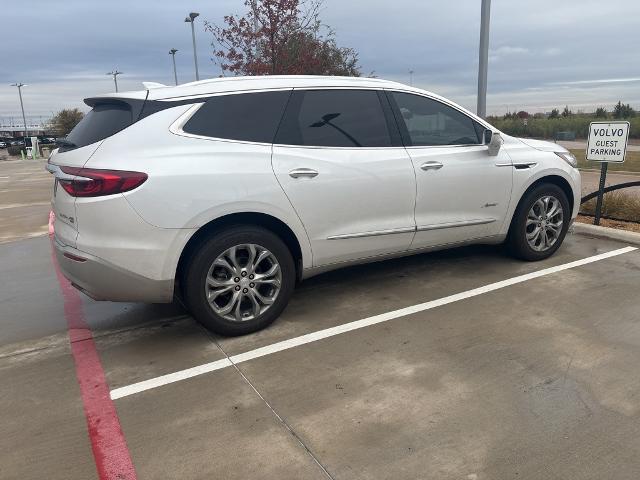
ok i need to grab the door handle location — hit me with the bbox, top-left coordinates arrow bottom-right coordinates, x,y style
420,161 -> 443,171
289,168 -> 319,179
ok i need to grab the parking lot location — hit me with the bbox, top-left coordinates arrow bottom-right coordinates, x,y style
2,226 -> 640,479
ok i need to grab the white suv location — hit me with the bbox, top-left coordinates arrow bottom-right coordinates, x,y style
48,75 -> 580,335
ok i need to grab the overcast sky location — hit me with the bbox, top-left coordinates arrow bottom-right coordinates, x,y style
1,0 -> 639,121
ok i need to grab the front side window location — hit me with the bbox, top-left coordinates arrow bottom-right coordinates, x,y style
182,90 -> 291,143
391,92 -> 483,146
275,90 -> 392,147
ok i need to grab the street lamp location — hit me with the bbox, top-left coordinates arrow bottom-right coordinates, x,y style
10,83 -> 28,139
184,12 -> 200,81
476,0 -> 491,119
107,70 -> 122,92
169,49 -> 179,85
408,69 -> 414,87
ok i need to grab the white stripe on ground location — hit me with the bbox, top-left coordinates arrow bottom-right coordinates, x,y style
110,246 -> 637,400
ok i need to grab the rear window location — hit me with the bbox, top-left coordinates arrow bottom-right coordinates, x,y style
65,102 -> 133,150
182,91 -> 291,143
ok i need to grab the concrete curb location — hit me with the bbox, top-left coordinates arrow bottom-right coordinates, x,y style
572,222 -> 640,246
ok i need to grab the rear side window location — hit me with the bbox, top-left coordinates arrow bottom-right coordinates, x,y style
66,102 -> 133,149
275,90 -> 392,147
391,92 -> 482,146
182,91 -> 291,143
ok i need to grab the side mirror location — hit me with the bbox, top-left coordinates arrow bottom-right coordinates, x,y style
486,131 -> 503,156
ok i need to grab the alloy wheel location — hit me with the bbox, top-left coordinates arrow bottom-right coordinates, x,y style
205,244 -> 282,322
525,195 -> 564,252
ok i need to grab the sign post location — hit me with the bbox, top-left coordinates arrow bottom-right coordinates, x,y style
586,121 -> 630,225
593,162 -> 608,225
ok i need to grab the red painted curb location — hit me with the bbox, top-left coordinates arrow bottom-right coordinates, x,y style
49,212 -> 137,479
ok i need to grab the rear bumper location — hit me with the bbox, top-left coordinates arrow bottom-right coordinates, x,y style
54,237 -> 174,303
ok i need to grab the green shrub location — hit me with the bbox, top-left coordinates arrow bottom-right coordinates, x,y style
489,116 -> 640,139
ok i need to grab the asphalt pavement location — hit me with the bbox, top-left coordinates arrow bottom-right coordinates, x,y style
2,152 -> 640,479
2,232 -> 640,479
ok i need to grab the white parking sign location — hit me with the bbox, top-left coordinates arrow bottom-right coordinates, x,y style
586,121 -> 630,163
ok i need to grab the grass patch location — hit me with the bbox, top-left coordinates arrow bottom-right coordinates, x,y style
580,190 -> 640,223
572,149 -> 640,173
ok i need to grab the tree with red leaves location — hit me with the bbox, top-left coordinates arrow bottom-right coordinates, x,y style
205,0 -> 360,76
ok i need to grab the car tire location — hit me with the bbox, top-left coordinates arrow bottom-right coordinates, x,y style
507,184 -> 571,261
183,225 -> 296,336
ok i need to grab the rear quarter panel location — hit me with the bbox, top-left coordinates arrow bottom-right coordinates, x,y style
84,105 -> 313,269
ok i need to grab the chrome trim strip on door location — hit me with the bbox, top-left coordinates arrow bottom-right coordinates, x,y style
416,218 -> 495,232
327,226 -> 416,240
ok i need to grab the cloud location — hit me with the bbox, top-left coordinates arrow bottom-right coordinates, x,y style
548,78 -> 640,86
0,0 -> 639,120
489,46 -> 529,63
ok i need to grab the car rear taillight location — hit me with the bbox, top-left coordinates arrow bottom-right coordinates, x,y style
58,167 -> 147,197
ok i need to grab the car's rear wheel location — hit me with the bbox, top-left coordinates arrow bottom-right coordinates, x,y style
183,226 -> 295,336
508,184 -> 570,261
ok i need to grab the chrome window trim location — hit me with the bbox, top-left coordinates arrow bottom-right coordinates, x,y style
273,144 -> 409,151
404,144 -> 488,150
158,87 -> 294,102
166,86 -> 493,150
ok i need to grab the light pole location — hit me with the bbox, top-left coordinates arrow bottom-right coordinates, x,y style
107,70 -> 122,92
184,12 -> 200,81
408,69 -> 414,87
169,49 -> 179,85
476,0 -> 491,119
10,83 -> 28,139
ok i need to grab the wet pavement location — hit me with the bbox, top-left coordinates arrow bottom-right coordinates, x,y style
1,232 -> 640,479
0,158 -> 51,244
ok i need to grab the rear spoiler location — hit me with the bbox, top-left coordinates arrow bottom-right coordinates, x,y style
84,92 -> 151,122
142,82 -> 167,89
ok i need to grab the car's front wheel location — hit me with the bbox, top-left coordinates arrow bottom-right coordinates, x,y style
508,184 -> 570,261
183,226 -> 296,336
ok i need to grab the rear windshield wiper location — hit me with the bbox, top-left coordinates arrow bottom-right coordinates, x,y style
56,138 -> 77,148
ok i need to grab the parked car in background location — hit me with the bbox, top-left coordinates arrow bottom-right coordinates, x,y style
47,75 -> 581,336
0,141 -> 7,148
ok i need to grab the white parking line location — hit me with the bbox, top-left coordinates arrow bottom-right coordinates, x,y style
110,246 -> 637,400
